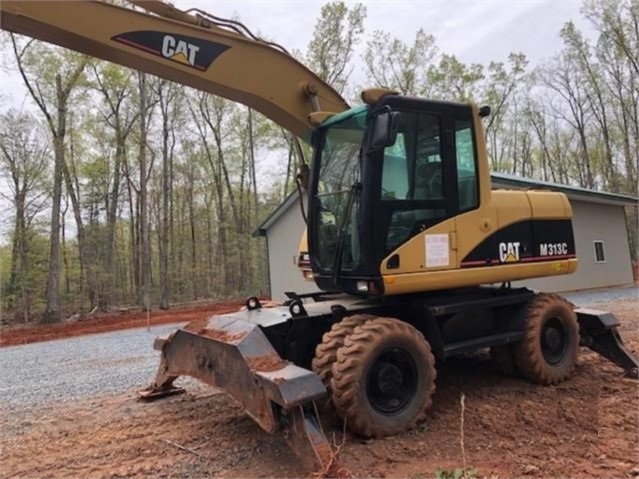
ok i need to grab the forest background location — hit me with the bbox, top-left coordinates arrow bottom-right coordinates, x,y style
0,0 -> 637,323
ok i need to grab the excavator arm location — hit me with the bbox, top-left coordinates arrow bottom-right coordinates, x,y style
0,0 -> 349,140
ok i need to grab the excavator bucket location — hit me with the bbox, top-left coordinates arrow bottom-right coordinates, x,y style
138,309 -> 331,471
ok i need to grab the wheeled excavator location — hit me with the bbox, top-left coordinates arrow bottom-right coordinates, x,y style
2,0 -> 637,472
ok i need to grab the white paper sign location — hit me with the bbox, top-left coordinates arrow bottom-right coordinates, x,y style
425,234 -> 449,268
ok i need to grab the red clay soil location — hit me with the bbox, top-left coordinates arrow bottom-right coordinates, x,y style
0,300 -> 246,347
184,319 -> 247,342
246,354 -> 288,372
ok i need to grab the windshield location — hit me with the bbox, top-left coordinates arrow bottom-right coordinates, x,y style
314,108 -> 368,271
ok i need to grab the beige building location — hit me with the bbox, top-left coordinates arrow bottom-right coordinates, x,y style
255,174 -> 636,301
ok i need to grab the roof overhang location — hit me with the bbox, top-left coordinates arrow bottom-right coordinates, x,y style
252,191 -> 302,237
491,173 -> 638,207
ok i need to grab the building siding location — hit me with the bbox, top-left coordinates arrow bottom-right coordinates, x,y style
517,200 -> 633,292
266,203 -> 319,301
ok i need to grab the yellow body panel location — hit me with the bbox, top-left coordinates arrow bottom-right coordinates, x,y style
382,259 -> 578,295
379,191 -> 574,274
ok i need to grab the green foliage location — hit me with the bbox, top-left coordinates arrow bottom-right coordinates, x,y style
306,1 -> 367,95
1,225 -> 50,320
364,28 -> 438,96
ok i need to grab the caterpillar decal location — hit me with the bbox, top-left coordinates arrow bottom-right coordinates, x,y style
461,219 -> 576,268
112,31 -> 230,71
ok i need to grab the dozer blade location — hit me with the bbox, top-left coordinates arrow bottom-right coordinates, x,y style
577,308 -> 639,379
138,313 -> 330,471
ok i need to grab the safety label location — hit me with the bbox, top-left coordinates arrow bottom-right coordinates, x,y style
425,234 -> 449,268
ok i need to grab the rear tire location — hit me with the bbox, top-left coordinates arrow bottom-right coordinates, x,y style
514,293 -> 579,385
312,314 -> 376,407
331,317 -> 436,438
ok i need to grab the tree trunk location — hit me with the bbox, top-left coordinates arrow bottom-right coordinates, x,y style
41,88 -> 65,323
138,72 -> 151,311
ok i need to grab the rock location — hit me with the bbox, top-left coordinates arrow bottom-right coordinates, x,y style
522,464 -> 540,475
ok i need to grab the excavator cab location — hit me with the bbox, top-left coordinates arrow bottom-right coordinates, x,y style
308,95 -> 482,296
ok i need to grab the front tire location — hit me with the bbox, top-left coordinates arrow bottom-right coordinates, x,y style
514,293 -> 579,385
312,314 -> 376,402
331,317 -> 436,438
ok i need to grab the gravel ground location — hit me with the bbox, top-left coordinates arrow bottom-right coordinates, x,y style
0,323 -> 194,414
1,285 -> 636,415
563,284 -> 637,305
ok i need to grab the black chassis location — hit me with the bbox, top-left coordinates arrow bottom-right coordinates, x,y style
245,286 -> 638,378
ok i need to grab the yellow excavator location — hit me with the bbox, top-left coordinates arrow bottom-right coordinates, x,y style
2,0 -> 637,472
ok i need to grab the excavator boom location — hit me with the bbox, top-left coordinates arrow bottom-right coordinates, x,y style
0,0 -> 349,140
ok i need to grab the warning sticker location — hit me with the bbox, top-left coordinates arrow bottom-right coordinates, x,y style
425,234 -> 449,268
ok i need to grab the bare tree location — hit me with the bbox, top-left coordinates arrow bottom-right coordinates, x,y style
11,35 -> 89,322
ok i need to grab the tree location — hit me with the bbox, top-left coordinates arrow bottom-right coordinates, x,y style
91,62 -> 139,309
11,35 -> 90,322
153,79 -> 182,309
306,1 -> 367,96
363,28 -> 437,96
0,111 -> 50,321
427,54 -> 484,102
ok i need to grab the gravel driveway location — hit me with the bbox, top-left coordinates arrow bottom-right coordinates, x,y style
563,284 -> 637,305
0,323 -> 192,413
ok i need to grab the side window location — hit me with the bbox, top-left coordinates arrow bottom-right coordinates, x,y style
381,112 -> 446,252
381,113 -> 443,201
413,115 -> 443,201
455,120 -> 478,211
382,133 -> 408,199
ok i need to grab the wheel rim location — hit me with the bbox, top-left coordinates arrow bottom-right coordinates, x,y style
366,348 -> 418,415
541,317 -> 568,364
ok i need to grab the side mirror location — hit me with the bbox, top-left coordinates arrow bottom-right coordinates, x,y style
368,109 -> 400,152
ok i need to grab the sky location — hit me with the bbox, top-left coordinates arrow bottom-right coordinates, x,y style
0,0 -> 595,242
2,0 -> 593,108
172,0 -> 592,66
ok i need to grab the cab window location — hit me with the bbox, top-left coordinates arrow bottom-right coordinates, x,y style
455,120 -> 478,211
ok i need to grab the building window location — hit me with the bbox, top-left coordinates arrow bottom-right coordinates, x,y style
593,240 -> 606,263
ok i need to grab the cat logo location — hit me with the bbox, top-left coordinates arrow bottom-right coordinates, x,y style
499,242 -> 520,263
161,35 -> 199,67
112,31 -> 230,72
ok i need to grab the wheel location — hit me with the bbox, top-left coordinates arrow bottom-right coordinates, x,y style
514,293 -> 579,385
331,317 -> 436,438
312,314 -> 376,404
490,344 -> 519,377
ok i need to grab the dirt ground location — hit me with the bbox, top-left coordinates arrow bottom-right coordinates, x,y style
0,300 -> 247,347
1,299 -> 638,479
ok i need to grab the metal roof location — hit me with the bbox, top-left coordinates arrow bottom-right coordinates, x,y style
254,173 -> 638,237
491,172 -> 637,207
